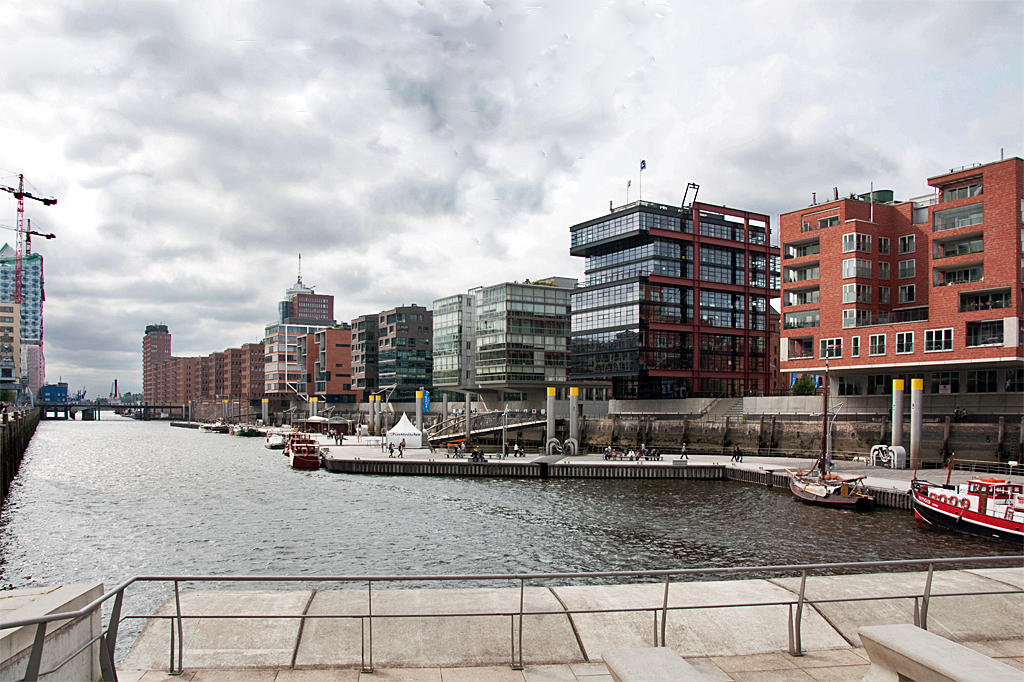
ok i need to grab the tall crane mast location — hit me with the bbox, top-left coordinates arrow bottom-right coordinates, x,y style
0,174 -> 57,304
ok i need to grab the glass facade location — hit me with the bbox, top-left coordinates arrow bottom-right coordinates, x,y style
472,283 -> 571,385
432,294 -> 473,387
570,203 -> 778,399
0,250 -> 43,344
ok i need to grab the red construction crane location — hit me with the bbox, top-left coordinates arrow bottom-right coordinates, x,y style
0,174 -> 57,304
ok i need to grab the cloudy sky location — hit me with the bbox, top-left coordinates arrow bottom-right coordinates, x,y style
1,0 -> 1021,397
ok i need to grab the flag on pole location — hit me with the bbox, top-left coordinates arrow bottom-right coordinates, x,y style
640,160 -> 646,171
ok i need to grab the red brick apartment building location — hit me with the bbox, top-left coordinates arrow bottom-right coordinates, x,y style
780,157 -> 1023,410
296,327 -> 358,403
143,324 -> 266,419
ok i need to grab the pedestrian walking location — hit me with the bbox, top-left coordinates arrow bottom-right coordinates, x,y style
399,438 -> 406,458
388,442 -> 395,458
680,442 -> 688,460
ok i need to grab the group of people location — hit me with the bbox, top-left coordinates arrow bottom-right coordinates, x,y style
730,445 -> 744,462
603,444 -> 664,461
502,443 -> 526,458
382,438 -> 407,458
952,408 -> 968,423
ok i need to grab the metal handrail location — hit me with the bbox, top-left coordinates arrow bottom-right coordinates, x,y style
2,555 -> 1021,680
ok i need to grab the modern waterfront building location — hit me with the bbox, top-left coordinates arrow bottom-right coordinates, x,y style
432,278 -> 589,405
263,271 -> 336,396
377,305 -> 432,403
779,156 -> 1023,409
0,303 -> 20,388
568,199 -> 781,399
0,245 -> 44,394
432,294 -> 476,393
350,314 -> 379,401
296,326 -> 358,403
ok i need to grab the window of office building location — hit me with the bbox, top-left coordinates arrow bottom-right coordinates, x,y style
842,284 -> 872,303
879,286 -> 890,304
896,332 -> 913,354
934,203 -> 983,232
930,371 -> 960,394
898,235 -> 915,254
960,290 -> 1011,312
869,334 -> 886,356
784,309 -> 819,329
842,258 -> 872,279
898,259 -> 915,278
842,233 -> 872,253
1007,369 -> 1024,393
943,182 -> 982,202
867,374 -> 892,395
851,336 -> 860,357
879,262 -> 890,279
936,236 -> 983,258
838,376 -> 862,395
966,370 -> 997,393
878,237 -> 890,255
924,328 -> 953,352
819,337 -> 842,358
898,284 -> 915,304
818,215 -> 840,229
966,320 -> 1004,347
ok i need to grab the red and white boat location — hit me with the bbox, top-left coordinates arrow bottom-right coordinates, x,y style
285,434 -> 321,470
911,476 -> 1024,546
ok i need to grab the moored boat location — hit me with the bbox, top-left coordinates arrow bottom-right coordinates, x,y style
788,472 -> 875,511
786,359 -> 875,512
911,476 -> 1024,545
285,434 -> 321,470
264,433 -> 287,449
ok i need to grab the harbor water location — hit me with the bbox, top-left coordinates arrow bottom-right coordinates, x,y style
1,417 -> 1019,659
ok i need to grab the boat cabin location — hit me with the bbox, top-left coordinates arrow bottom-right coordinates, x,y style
966,478 -> 1024,514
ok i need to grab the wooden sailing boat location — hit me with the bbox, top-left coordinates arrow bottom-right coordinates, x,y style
786,358 -> 875,512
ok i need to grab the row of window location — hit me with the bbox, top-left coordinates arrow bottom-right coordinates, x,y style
814,321 -> 1004,359
838,367 -> 1022,397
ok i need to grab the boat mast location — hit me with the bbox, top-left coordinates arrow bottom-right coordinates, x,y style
819,356 -> 829,477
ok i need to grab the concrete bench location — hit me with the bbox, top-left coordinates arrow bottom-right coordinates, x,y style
602,647 -> 707,682
859,624 -> 1022,682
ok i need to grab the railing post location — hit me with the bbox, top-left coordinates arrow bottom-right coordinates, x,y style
23,622 -> 47,682
361,580 -> 374,673
513,578 -> 524,670
106,588 -> 124,666
913,596 -> 920,627
171,580 -> 183,675
660,575 -> 670,647
921,564 -> 934,631
789,570 -> 806,657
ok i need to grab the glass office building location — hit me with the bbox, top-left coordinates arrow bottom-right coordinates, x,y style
569,199 -> 780,399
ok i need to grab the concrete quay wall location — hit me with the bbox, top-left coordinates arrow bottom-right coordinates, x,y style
119,567 -> 1024,672
323,457 -> 913,509
578,414 -> 1022,462
0,583 -> 103,682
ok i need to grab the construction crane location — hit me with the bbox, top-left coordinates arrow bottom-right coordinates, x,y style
0,174 -> 57,304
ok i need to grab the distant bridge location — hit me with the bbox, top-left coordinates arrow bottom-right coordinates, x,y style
38,403 -> 187,420
427,412 -> 558,444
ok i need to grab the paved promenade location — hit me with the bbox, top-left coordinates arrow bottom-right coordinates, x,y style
118,567 -> 1024,682
311,435 -> 1023,490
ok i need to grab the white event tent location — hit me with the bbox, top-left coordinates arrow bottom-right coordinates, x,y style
385,413 -> 423,449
